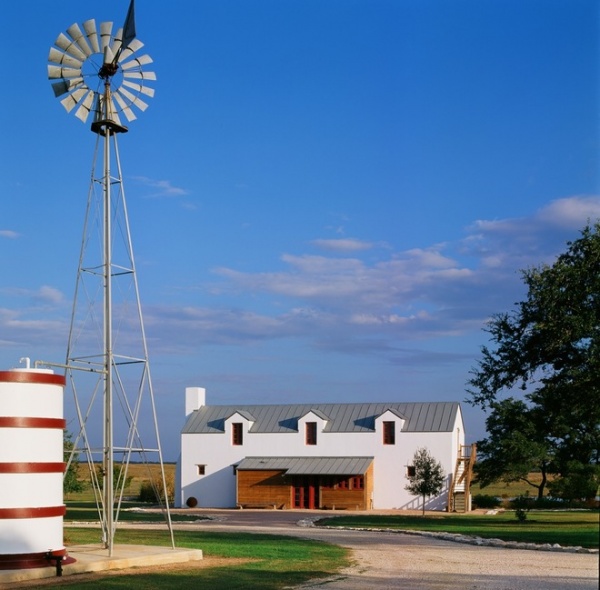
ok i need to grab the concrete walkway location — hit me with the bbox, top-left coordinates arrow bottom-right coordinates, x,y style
0,544 -> 203,586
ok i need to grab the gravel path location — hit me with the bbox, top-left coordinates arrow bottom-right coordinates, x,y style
62,509 -> 598,589
292,528 -> 598,589
185,509 -> 599,590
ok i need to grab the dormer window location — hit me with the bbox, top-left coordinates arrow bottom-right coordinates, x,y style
306,422 -> 317,445
383,421 -> 395,445
232,422 -> 243,445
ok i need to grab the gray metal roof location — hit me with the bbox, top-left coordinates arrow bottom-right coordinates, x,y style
182,401 -> 460,434
236,456 -> 374,475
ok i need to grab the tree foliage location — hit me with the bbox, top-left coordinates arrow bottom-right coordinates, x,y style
95,463 -> 133,493
468,223 -> 600,500
405,447 -> 445,514
63,431 -> 85,495
475,398 -> 552,499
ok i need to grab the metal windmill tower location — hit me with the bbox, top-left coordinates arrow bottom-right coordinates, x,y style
47,0 -> 173,554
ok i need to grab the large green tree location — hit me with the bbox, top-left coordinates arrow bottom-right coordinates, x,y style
474,399 -> 552,499
468,223 -> 600,501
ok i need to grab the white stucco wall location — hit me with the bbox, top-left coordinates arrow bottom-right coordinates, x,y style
178,404 -> 465,510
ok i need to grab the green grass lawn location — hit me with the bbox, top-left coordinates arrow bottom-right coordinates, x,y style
65,502 -> 202,523
61,528 -> 350,589
317,511 -> 599,549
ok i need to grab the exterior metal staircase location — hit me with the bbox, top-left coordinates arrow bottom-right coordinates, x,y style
448,443 -> 477,512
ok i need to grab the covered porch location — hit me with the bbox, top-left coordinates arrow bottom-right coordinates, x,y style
236,456 -> 374,510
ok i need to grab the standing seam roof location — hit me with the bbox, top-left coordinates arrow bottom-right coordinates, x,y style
182,402 -> 460,434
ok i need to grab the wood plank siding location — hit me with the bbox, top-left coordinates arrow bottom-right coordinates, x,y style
236,462 -> 374,510
237,469 -> 290,509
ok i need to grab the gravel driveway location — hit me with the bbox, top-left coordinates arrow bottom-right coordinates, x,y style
182,509 -> 599,590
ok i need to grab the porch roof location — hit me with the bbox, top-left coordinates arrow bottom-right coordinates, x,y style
235,456 -> 374,475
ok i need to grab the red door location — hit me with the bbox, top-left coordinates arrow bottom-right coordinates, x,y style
292,477 -> 317,509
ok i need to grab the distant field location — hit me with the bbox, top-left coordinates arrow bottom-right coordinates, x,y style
470,472 -> 554,499
68,464 -> 546,503
66,462 -> 176,502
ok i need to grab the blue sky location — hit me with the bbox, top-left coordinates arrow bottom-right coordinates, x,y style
1,0 -> 598,461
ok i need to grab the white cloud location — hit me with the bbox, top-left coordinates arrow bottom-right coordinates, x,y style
0,230 -> 20,239
536,195 -> 600,228
161,195 -> 599,358
214,246 -> 474,314
312,238 -> 374,252
462,196 -> 600,268
4,195 -> 596,367
1,286 -> 65,306
133,176 -> 190,198
35,286 -> 64,305
468,196 -> 600,238
0,307 -> 67,350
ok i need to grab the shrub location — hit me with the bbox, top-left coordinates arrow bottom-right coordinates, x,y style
547,462 -> 600,503
138,480 -> 157,503
138,474 -> 175,505
511,494 -> 533,522
472,494 -> 502,509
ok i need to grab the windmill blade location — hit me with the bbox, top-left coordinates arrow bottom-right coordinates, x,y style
50,13 -> 155,126
48,47 -> 83,69
115,87 -> 148,111
122,79 -> 155,98
60,87 -> 88,113
104,45 -> 115,65
112,91 -> 137,121
51,77 -> 85,98
118,38 -> 144,62
74,90 -> 96,123
66,23 -> 93,57
123,70 -> 157,81
120,54 -> 153,70
99,22 -> 113,51
54,33 -> 87,61
48,65 -> 81,80
83,19 -> 100,53
111,27 -> 124,56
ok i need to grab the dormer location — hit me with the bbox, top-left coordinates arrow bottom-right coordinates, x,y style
375,408 -> 406,445
298,409 -> 329,446
224,410 -> 256,446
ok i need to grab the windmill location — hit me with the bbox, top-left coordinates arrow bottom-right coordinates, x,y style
47,0 -> 173,554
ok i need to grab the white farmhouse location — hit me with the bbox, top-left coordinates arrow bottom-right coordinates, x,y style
176,387 -> 475,511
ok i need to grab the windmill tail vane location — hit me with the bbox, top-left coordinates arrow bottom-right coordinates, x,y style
120,0 -> 137,55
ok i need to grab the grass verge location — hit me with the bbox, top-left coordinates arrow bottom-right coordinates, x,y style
65,502 -> 202,523
317,511 -> 599,549
61,528 -> 350,589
